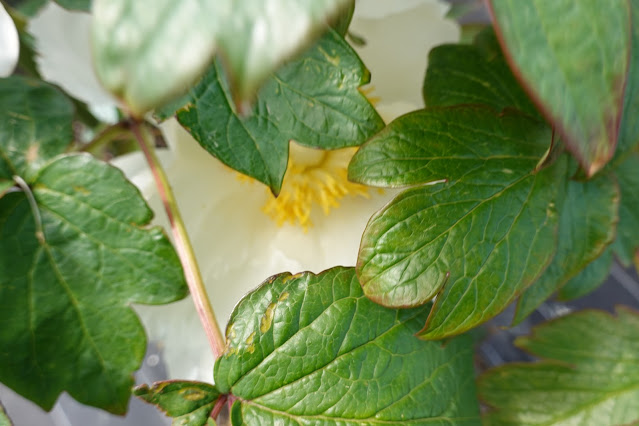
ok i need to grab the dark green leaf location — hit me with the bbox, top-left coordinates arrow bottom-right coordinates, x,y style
54,0 -> 91,11
512,168 -> 619,324
177,30 -> 383,195
351,107 -> 564,339
0,154 -> 187,413
423,28 -> 538,118
558,247 -> 613,301
135,381 -> 221,426
0,182 -> 13,198
4,0 -> 47,17
611,153 -> 639,266
489,0 -> 631,175
349,106 -> 547,187
480,307 -> 639,425
215,267 -> 481,425
0,76 -> 74,181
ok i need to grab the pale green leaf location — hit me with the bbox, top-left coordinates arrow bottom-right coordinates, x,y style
91,0 -> 221,116
489,0 -> 631,175
480,307 -> 639,425
215,268 -> 481,425
0,402 -> 11,426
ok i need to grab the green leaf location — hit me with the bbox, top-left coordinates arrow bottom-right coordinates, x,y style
91,0 -> 352,115
134,381 -> 221,426
329,0 -> 354,36
489,0 -> 631,176
558,247 -> 613,301
351,106 -> 565,338
215,267 -> 481,425
611,153 -> 639,266
91,0 -> 222,116
215,0 -> 352,104
0,182 -> 13,198
54,0 -> 91,11
614,0 -> 639,162
423,28 -> 538,118
0,154 -> 188,413
177,30 -> 383,195
512,168 -> 619,324
348,106 -> 547,187
0,402 -> 11,426
0,76 -> 74,181
4,0 -> 47,17
479,307 -> 639,425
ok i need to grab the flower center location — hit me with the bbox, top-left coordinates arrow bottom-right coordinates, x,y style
260,142 -> 371,231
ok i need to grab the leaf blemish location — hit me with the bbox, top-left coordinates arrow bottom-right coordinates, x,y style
26,144 -> 39,164
260,302 -> 277,333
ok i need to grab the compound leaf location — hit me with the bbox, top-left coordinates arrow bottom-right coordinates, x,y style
489,0 -> 631,175
215,267 -> 480,425
480,307 -> 639,425
0,154 -> 187,413
177,29 -> 383,195
134,381 -> 221,426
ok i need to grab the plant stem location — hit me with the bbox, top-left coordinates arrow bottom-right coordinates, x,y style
131,120 -> 225,359
13,175 -> 45,245
80,122 -> 130,153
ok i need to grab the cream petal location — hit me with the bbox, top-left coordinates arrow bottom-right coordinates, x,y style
0,4 -> 19,77
353,0 -> 447,19
350,0 -> 460,109
28,2 -> 118,115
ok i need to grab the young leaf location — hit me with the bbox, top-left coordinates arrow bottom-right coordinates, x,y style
512,169 -> 619,324
423,28 -> 538,118
0,154 -> 188,413
215,267 -> 481,425
134,381 -> 221,426
479,307 -> 639,425
611,153 -> 639,267
489,0 -> 631,176
177,30 -> 383,195
0,76 -> 74,181
558,247 -> 613,301
351,106 -> 564,339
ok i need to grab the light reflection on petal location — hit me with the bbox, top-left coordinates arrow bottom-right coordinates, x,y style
0,4 -> 19,77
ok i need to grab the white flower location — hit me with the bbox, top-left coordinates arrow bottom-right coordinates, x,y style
28,0 -> 460,382
0,3 -> 19,77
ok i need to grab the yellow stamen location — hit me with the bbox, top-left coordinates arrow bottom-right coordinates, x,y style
240,142 -> 371,232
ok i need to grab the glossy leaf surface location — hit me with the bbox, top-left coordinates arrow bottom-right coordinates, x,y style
177,30 -> 383,195
489,0 -> 631,175
480,308 -> 639,425
0,154 -> 187,413
558,247 -> 613,301
423,28 -> 538,118
352,107 -> 563,339
0,76 -> 74,181
135,381 -> 220,426
512,169 -> 619,324
215,267 -> 481,425
349,106 -> 547,187
612,153 -> 639,266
